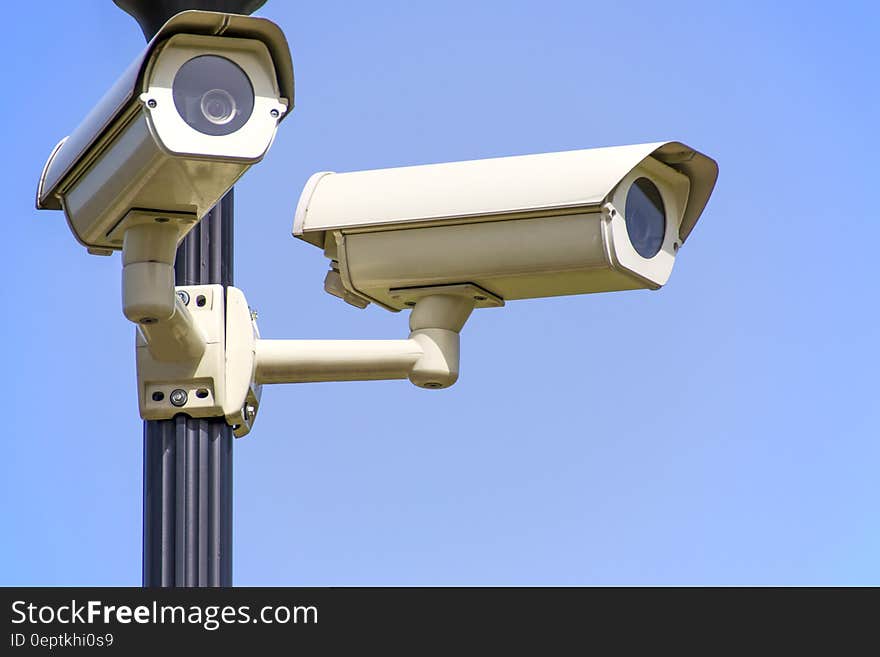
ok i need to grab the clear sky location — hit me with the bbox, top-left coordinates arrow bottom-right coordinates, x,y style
1,0 -> 878,585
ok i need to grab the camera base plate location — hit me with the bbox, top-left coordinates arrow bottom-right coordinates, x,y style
388,283 -> 503,309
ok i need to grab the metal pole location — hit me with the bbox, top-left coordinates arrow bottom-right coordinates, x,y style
142,198 -> 235,587
113,0 -> 267,587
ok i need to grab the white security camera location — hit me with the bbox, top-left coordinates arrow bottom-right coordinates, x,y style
35,10 -> 294,361
292,141 -> 717,310
127,141 -> 717,436
36,10 -> 293,257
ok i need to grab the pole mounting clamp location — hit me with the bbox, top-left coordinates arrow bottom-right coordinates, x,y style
135,284 -> 262,437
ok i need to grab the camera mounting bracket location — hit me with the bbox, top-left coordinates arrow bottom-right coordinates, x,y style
136,284 -> 261,437
134,284 -> 487,437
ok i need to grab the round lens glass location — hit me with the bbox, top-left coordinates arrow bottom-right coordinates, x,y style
172,55 -> 254,136
200,89 -> 237,125
624,177 -> 666,258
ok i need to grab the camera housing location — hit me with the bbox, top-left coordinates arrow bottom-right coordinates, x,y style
293,141 -> 717,310
36,10 -> 294,255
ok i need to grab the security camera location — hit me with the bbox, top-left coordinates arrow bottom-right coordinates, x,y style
34,10 -> 294,356
292,141 -> 717,311
124,141 -> 717,435
36,10 -> 294,257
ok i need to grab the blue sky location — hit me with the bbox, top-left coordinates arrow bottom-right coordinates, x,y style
1,0 -> 878,585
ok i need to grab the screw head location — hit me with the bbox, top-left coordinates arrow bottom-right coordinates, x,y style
147,99 -> 157,108
177,290 -> 190,306
270,108 -> 280,118
170,389 -> 188,407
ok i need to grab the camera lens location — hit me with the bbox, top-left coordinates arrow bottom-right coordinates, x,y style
624,177 -> 666,258
172,55 -> 254,136
200,89 -> 237,125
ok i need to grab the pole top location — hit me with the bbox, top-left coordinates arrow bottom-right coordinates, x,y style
113,0 -> 267,40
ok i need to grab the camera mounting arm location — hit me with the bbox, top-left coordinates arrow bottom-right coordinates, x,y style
135,284 -> 496,437
254,293 -> 475,389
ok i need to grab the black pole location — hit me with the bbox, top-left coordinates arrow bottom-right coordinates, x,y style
142,198 -> 235,587
113,0 -> 266,587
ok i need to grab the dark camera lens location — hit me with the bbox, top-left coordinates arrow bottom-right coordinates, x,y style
172,55 -> 254,136
624,177 -> 666,258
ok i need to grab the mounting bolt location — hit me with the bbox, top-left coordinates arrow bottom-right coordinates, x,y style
244,404 -> 256,421
147,98 -> 157,108
177,290 -> 190,306
170,389 -> 188,407
270,108 -> 280,118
